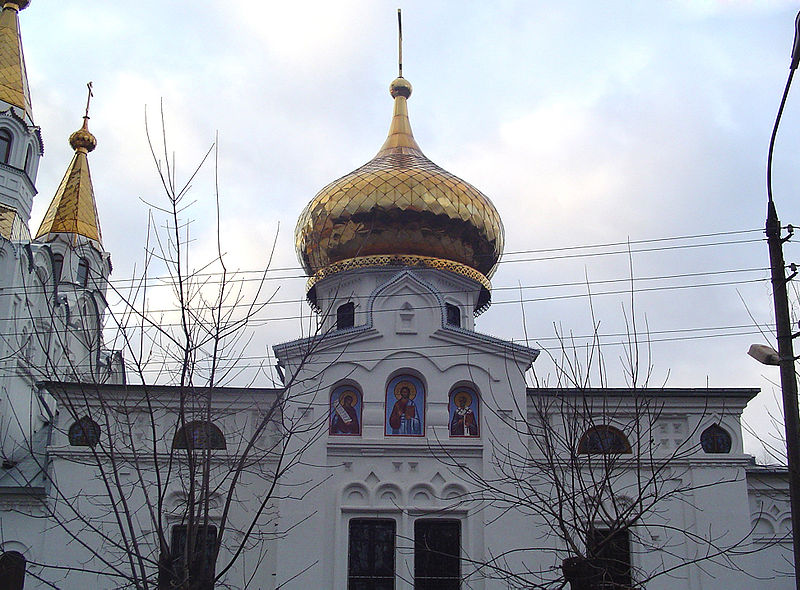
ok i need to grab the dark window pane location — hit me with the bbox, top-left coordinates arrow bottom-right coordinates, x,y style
169,525 -> 217,588
68,416 -> 101,447
445,303 -> 461,327
337,302 -> 355,330
0,129 -> 12,164
77,258 -> 90,287
52,253 -> 64,283
0,550 -> 26,590
172,421 -> 226,450
587,529 -> 632,589
700,424 -> 732,454
578,426 -> 632,454
415,520 -> 460,590
348,519 -> 395,589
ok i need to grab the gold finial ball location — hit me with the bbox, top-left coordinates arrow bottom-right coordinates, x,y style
389,77 -> 412,99
3,0 -> 30,11
69,127 -> 97,152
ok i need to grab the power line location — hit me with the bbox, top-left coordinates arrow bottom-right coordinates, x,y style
87,228 -> 766,287
0,272 -> 772,331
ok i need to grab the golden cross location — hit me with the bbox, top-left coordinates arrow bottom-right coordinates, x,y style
84,81 -> 94,119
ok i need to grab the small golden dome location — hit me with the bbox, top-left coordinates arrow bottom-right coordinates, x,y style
390,77 -> 412,98
69,117 -> 96,152
296,77 -> 504,296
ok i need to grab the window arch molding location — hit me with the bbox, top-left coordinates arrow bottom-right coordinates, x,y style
385,368 -> 427,392
172,420 -> 226,450
577,425 -> 632,454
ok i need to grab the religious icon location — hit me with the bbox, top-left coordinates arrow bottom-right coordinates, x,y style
330,386 -> 362,436
449,389 -> 479,437
386,375 -> 425,436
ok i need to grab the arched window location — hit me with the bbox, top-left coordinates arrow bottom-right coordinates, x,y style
0,550 -> 26,590
700,424 -> 732,454
445,303 -> 461,327
68,416 -> 101,447
0,129 -> 12,164
337,302 -> 355,330
172,421 -> 226,450
449,387 -> 479,437
23,144 -> 32,174
77,258 -> 90,287
52,253 -> 64,283
578,425 -> 632,454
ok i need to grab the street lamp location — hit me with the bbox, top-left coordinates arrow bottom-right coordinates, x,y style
750,10 -> 800,590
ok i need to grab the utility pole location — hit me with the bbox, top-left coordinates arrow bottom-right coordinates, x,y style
764,11 -> 800,589
766,201 -> 800,590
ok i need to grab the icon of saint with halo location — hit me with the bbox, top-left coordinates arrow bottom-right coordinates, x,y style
330,389 -> 360,435
450,390 -> 478,436
388,380 -> 422,435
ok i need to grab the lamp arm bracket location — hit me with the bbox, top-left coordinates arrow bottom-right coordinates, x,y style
784,263 -> 798,284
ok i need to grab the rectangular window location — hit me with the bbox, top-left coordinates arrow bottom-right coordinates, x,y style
170,524 -> 217,587
587,528 -> 632,589
348,519 -> 395,590
337,302 -> 355,330
414,519 -> 461,589
445,303 -> 461,327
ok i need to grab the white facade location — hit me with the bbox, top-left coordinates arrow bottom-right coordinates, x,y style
0,4 -> 794,590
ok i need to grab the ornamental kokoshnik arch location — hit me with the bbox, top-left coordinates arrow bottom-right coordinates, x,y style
386,375 -> 425,436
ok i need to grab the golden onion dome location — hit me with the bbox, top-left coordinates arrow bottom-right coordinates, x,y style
295,76 -> 504,300
69,116 -> 97,152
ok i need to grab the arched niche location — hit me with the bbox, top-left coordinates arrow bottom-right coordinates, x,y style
385,372 -> 426,437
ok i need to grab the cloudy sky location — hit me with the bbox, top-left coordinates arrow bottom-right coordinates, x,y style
17,0 -> 800,456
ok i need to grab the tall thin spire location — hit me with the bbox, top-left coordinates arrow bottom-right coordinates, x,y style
397,8 -> 403,78
35,85 -> 102,246
0,1 -> 32,123
375,10 -> 421,157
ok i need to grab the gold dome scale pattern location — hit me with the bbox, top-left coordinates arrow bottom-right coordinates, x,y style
295,77 -> 504,302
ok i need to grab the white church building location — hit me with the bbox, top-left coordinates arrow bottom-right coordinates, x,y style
0,3 -> 793,589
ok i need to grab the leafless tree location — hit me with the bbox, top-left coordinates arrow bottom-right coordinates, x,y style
434,298 -> 764,589
0,111 -> 331,589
